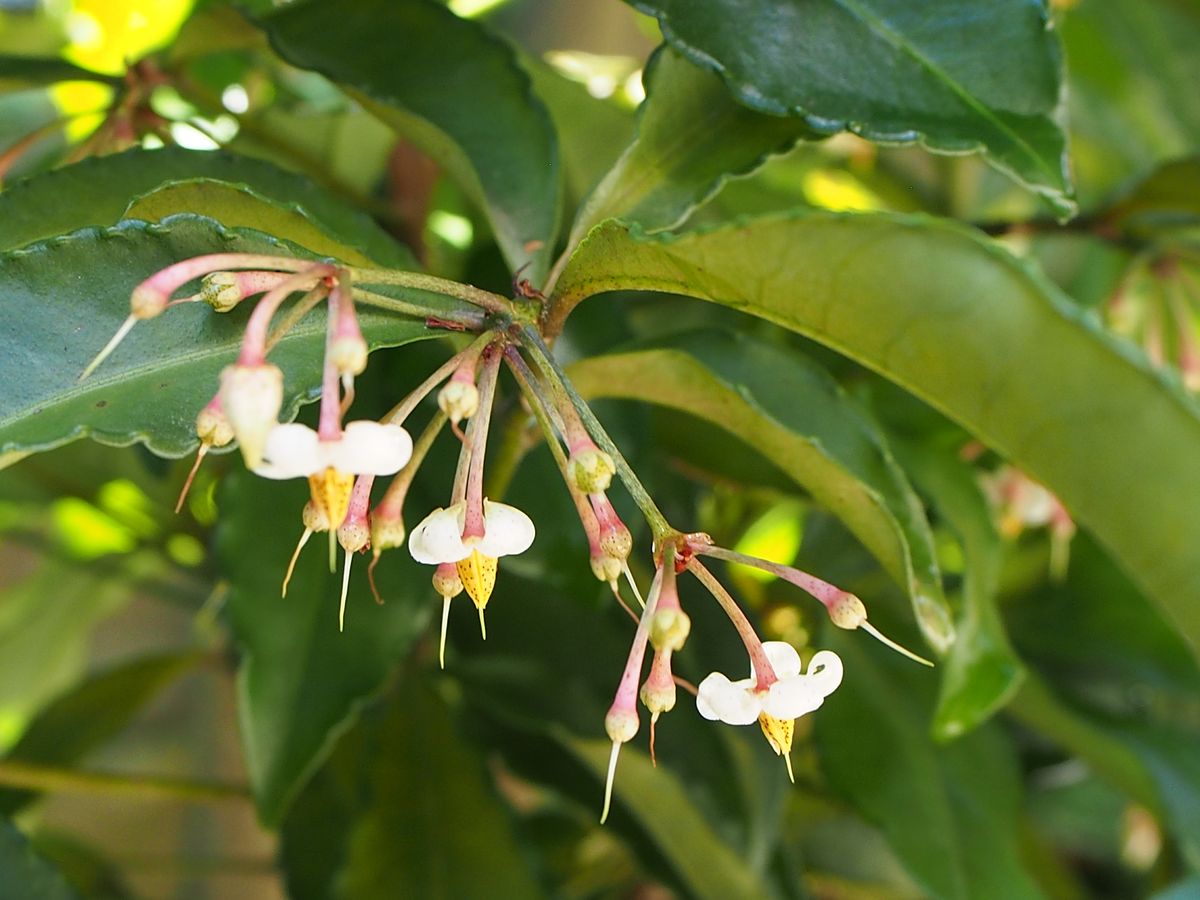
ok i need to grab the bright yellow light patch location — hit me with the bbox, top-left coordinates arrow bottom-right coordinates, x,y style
733,501 -> 806,584
802,169 -> 884,212
51,498 -> 137,559
97,478 -> 159,538
63,0 -> 195,75
48,81 -> 112,141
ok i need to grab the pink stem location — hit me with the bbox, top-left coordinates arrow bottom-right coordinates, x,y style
237,266 -> 333,365
608,569 -> 662,716
694,544 -> 844,613
316,286 -> 344,441
461,342 -> 502,541
138,253 -> 314,308
685,558 -> 777,691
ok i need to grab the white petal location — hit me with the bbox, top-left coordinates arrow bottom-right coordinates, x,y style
805,650 -> 844,698
327,421 -> 413,475
253,423 -> 322,479
407,504 -> 470,564
752,641 -> 802,681
477,500 -> 535,557
696,673 -> 762,725
763,675 -> 826,720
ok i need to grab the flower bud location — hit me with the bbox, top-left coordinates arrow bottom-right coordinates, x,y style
604,707 -> 639,744
200,272 -> 245,313
590,552 -> 623,584
568,447 -> 615,494
649,608 -> 691,653
827,592 -> 867,630
329,334 -> 368,377
370,513 -> 406,553
302,500 -> 330,532
437,379 -> 479,424
432,562 -> 463,599
218,362 -> 283,468
337,517 -> 371,553
639,652 -> 677,716
599,519 -> 632,561
195,403 -> 234,448
130,284 -> 168,320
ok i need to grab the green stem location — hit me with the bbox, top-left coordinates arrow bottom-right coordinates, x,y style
0,760 -> 249,804
382,332 -> 493,426
376,412 -> 448,518
518,326 -> 674,539
351,286 -> 485,329
349,267 -> 514,316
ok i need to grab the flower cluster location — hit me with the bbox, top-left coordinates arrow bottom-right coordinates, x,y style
86,251 -> 936,822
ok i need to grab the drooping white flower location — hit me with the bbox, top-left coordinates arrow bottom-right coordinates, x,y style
253,421 -> 413,480
696,642 -> 843,726
407,500 -> 535,565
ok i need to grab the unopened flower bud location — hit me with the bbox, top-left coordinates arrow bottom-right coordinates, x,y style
437,379 -> 480,424
370,514 -> 406,552
828,592 -> 867,630
590,552 -> 623,584
218,362 -> 283,468
432,563 -> 463,599
649,608 -> 691,652
329,334 -> 368,377
302,500 -> 330,532
640,653 -> 677,716
599,520 -> 632,561
200,272 -> 245,313
568,447 -> 615,494
337,517 -> 371,553
130,284 -> 168,320
195,403 -> 234,448
604,707 -> 639,744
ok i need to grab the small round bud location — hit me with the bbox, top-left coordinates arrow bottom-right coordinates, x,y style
370,515 -> 406,552
640,676 -> 676,716
195,404 -> 234,448
337,518 -> 370,553
437,380 -> 479,424
302,500 -> 331,532
604,707 -> 639,744
130,285 -> 168,320
329,335 -> 368,377
649,608 -> 692,652
568,448 -> 615,494
432,564 -> 463,599
590,552 -> 623,584
599,521 -> 632,561
200,272 -> 244,313
828,592 -> 867,630
218,362 -> 284,468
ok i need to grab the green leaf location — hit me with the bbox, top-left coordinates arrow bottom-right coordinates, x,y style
815,635 -> 1043,900
567,329 -> 951,651
260,0 -> 560,282
628,0 -> 1074,215
336,680 -> 545,899
0,818 -> 78,900
0,55 -> 116,91
565,47 -> 813,250
891,440 -> 1024,739
1102,155 -> 1200,239
218,471 -> 433,826
552,212 -> 1200,657
558,736 -> 776,900
0,651 -> 202,815
0,215 -> 437,458
0,146 -> 414,265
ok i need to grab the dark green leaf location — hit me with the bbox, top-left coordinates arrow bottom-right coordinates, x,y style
815,635 -> 1042,900
891,440 -> 1024,739
552,212 -> 1200,657
0,215 -> 437,458
260,0 -> 560,282
0,146 -> 414,265
0,56 -> 116,91
628,0 -> 1073,215
0,652 -> 202,814
1102,155 -> 1200,238
568,330 -> 951,651
337,680 -> 545,898
566,47 -> 814,249
0,818 -> 78,900
218,471 -> 432,826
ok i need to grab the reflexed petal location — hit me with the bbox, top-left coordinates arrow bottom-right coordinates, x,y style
254,423 -> 322,479
328,421 -> 413,475
407,503 -> 470,564
752,640 -> 802,680
696,673 -> 762,725
805,650 -> 844,697
477,500 -> 535,557
763,676 -> 826,720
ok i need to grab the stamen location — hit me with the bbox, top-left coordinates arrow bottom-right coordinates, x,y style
477,606 -> 487,640
622,562 -> 645,609
328,530 -> 337,573
440,596 -> 452,669
784,753 -> 795,784
860,621 -> 934,666
339,373 -> 356,417
338,550 -> 354,632
281,528 -> 313,597
600,740 -> 622,825
174,444 -> 208,514
79,315 -> 137,381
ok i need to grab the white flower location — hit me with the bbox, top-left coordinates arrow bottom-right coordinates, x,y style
408,500 -> 535,565
696,642 -> 842,725
253,421 -> 413,479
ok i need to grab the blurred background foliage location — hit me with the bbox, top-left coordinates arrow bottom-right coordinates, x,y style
0,0 -> 1198,898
